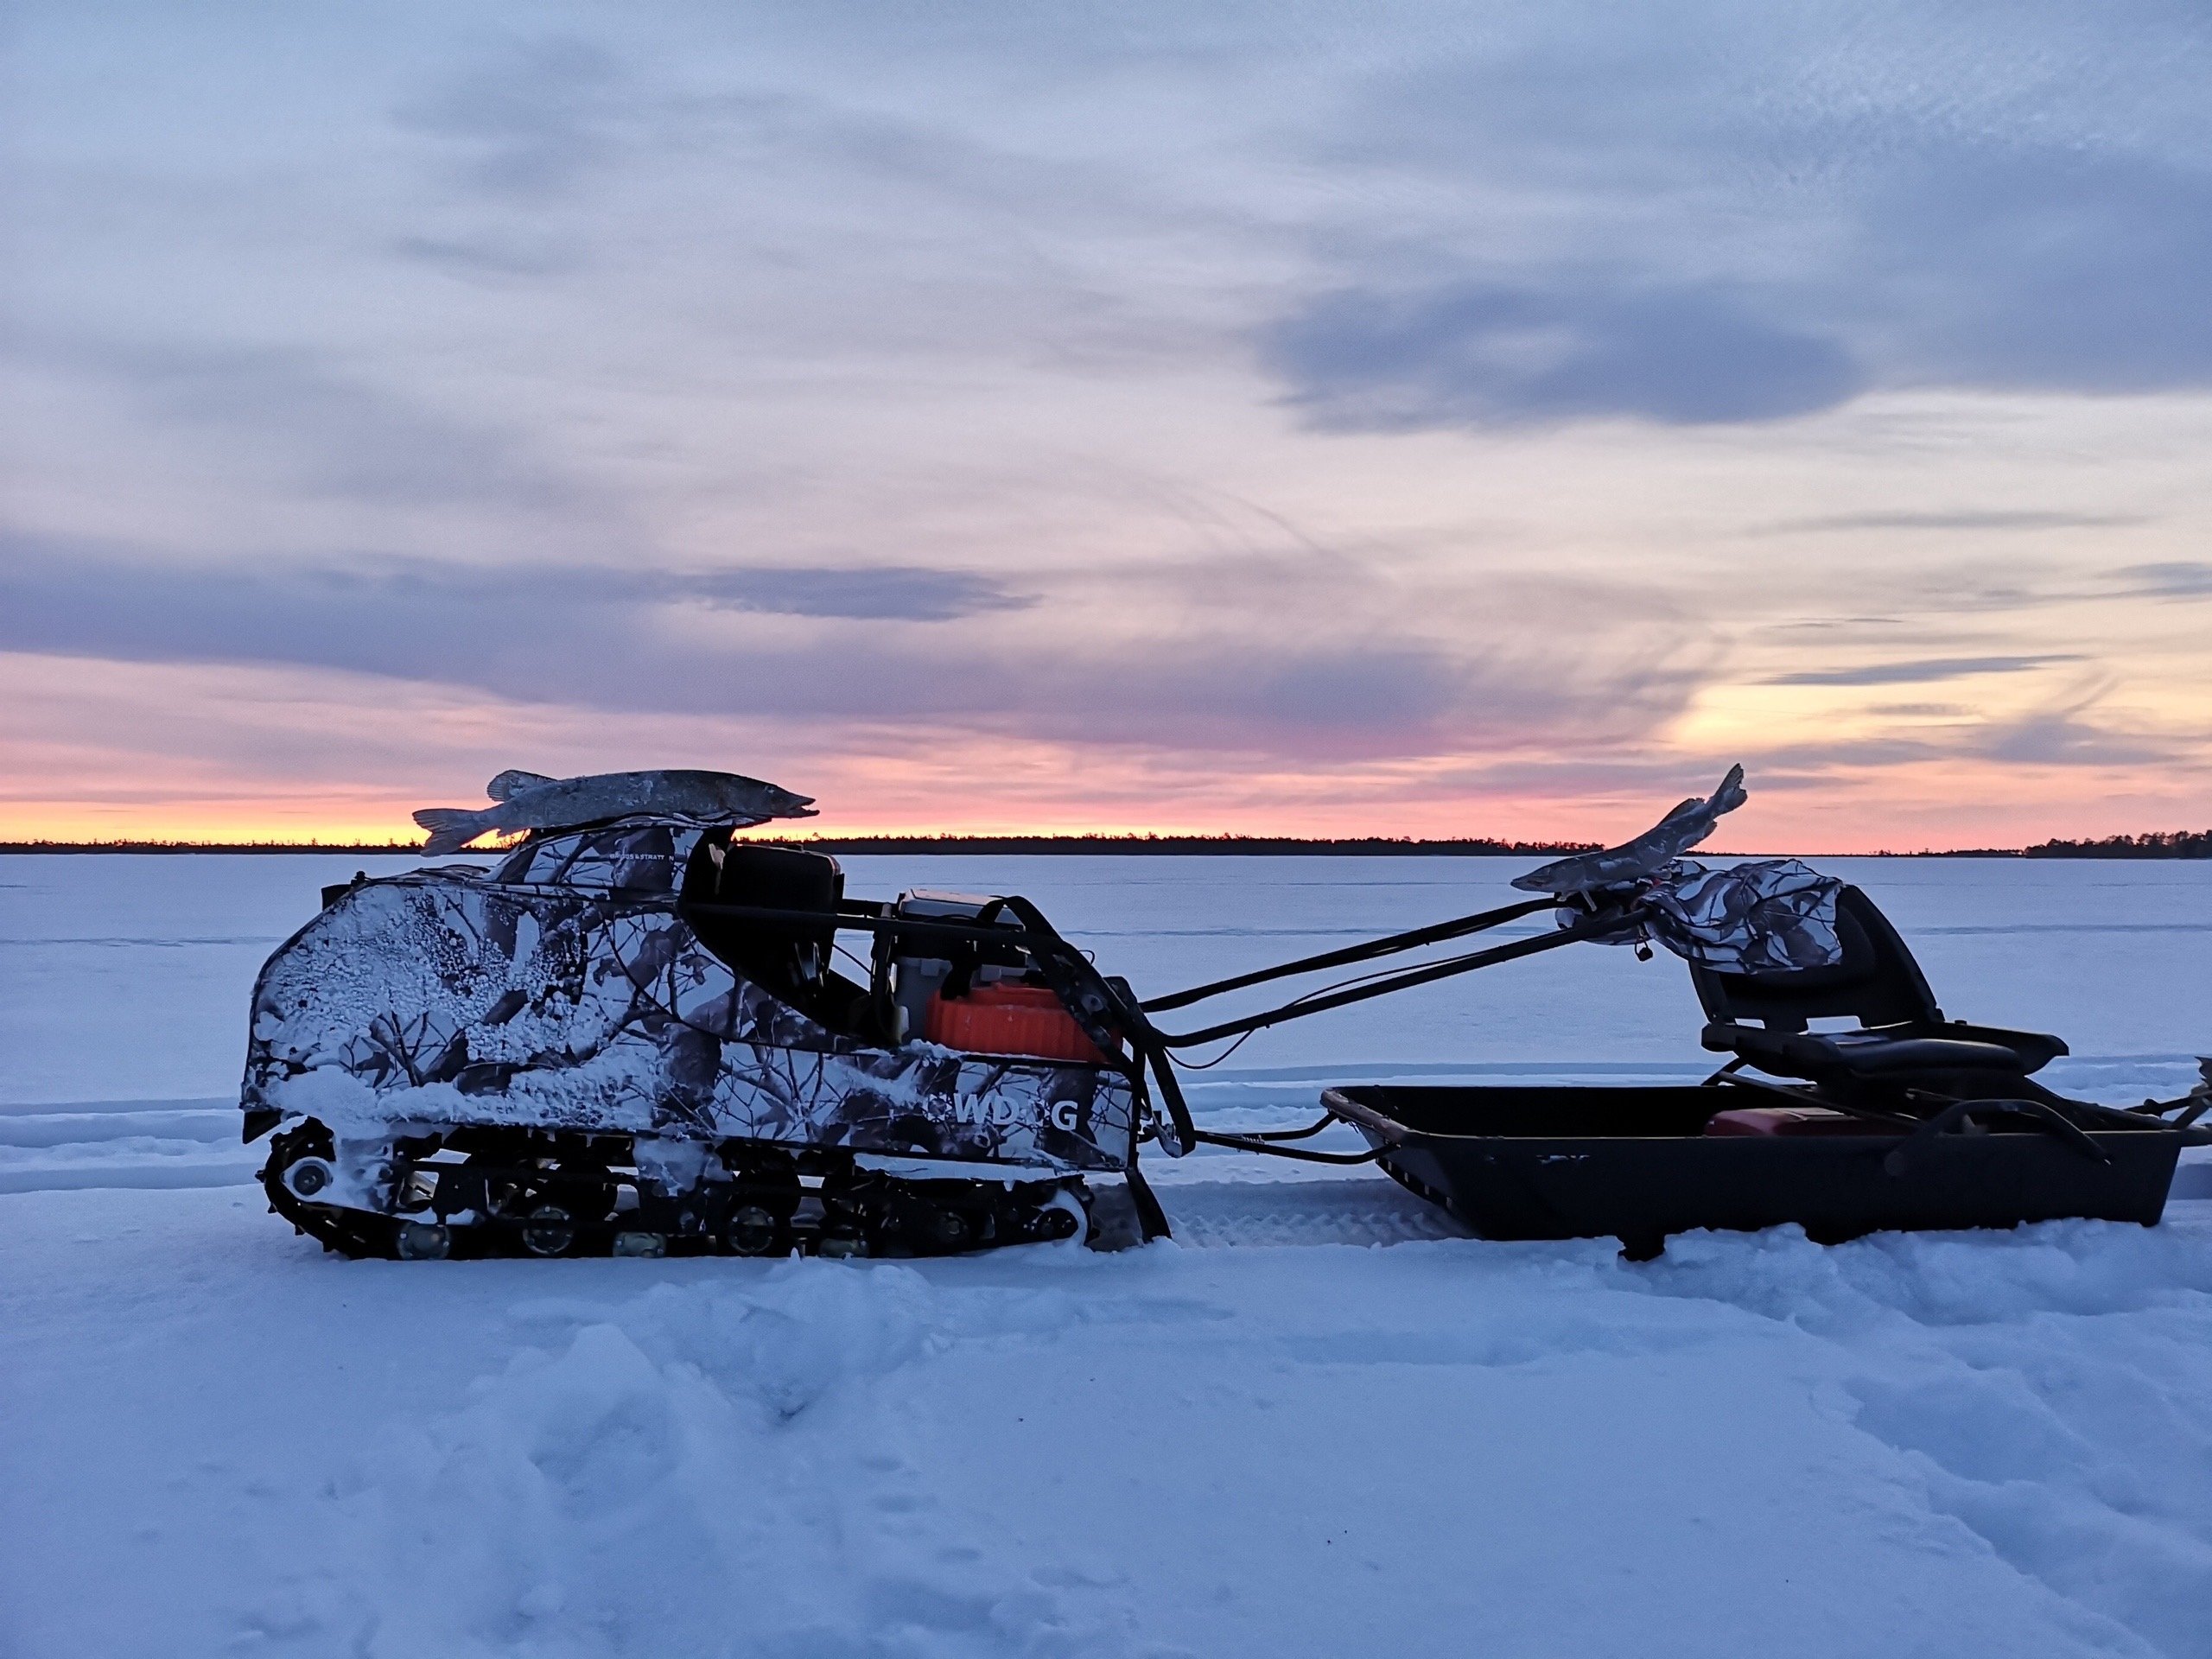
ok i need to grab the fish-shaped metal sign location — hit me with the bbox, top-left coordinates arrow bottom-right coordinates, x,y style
1512,765 -> 1748,897
413,768 -> 817,854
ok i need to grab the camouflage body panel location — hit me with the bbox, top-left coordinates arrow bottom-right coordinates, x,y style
242,823 -> 1137,1173
1639,858 -> 1844,973
1552,855 -> 1847,973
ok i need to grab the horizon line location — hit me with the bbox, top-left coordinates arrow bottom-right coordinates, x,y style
4,828 -> 2207,859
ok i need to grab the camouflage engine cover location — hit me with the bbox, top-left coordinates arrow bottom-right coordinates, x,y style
242,824 -> 1137,1173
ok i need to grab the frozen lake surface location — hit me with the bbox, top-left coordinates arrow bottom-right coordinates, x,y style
3,854 -> 2209,1656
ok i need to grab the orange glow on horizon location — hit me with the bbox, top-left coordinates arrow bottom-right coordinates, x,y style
5,791 -> 2203,854
7,652 -> 2207,856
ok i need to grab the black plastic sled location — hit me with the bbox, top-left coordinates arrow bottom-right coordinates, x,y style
1321,883 -> 2202,1257
1325,1084 -> 2184,1260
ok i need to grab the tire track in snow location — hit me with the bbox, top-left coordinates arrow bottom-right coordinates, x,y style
5,1074 -> 2202,1215
0,1098 -> 258,1194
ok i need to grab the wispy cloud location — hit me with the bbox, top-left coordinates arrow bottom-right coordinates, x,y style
1764,511 -> 2148,534
687,567 -> 1033,621
388,234 -> 581,281
53,336 -> 600,518
1262,8 -> 2212,430
1974,709 -> 2179,769
2109,561 -> 2212,599
393,35 -> 632,199
1265,279 -> 1862,429
0,534 -> 1705,762
1763,655 -> 2082,687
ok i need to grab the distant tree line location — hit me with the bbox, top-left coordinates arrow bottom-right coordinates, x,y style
2018,830 -> 2212,859
775,834 -> 1601,856
6,830 -> 2207,857
0,841 -> 433,855
1916,830 -> 2212,859
1,833 -> 1598,856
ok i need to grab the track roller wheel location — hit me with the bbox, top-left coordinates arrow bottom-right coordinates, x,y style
723,1204 -> 783,1255
283,1156 -> 338,1202
1035,1185 -> 1089,1246
521,1203 -> 577,1257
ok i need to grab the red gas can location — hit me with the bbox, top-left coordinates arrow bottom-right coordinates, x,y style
925,982 -> 1116,1065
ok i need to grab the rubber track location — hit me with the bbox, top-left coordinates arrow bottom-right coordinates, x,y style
257,1125 -> 1089,1262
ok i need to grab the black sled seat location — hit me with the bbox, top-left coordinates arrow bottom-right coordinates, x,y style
1322,886 -> 2186,1257
1689,886 -> 2067,1096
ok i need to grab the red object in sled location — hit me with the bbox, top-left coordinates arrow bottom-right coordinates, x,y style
926,982 -> 1116,1065
1704,1106 -> 1888,1137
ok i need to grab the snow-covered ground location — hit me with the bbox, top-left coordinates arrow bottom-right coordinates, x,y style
3,854 -> 2209,1657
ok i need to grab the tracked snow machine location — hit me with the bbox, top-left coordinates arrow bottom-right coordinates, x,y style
244,766 -> 2211,1261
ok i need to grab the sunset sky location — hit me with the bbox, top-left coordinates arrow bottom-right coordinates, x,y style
5,3 -> 2210,849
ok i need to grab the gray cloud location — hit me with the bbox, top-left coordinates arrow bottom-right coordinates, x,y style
688,566 -> 1033,621
1764,654 -> 2080,687
66,337 -> 594,518
393,35 -> 630,198
1266,12 -> 2212,429
1238,648 -> 1465,731
1974,710 -> 2180,769
1883,149 -> 2212,393
1265,279 -> 1861,429
0,535 -> 1698,762
0,539 -> 1024,660
2110,561 -> 2212,599
1766,511 -> 2148,534
389,234 -> 582,280
1684,709 -> 2196,779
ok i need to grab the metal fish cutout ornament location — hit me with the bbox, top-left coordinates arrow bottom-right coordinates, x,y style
413,769 -> 817,855
1513,765 -> 1749,897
